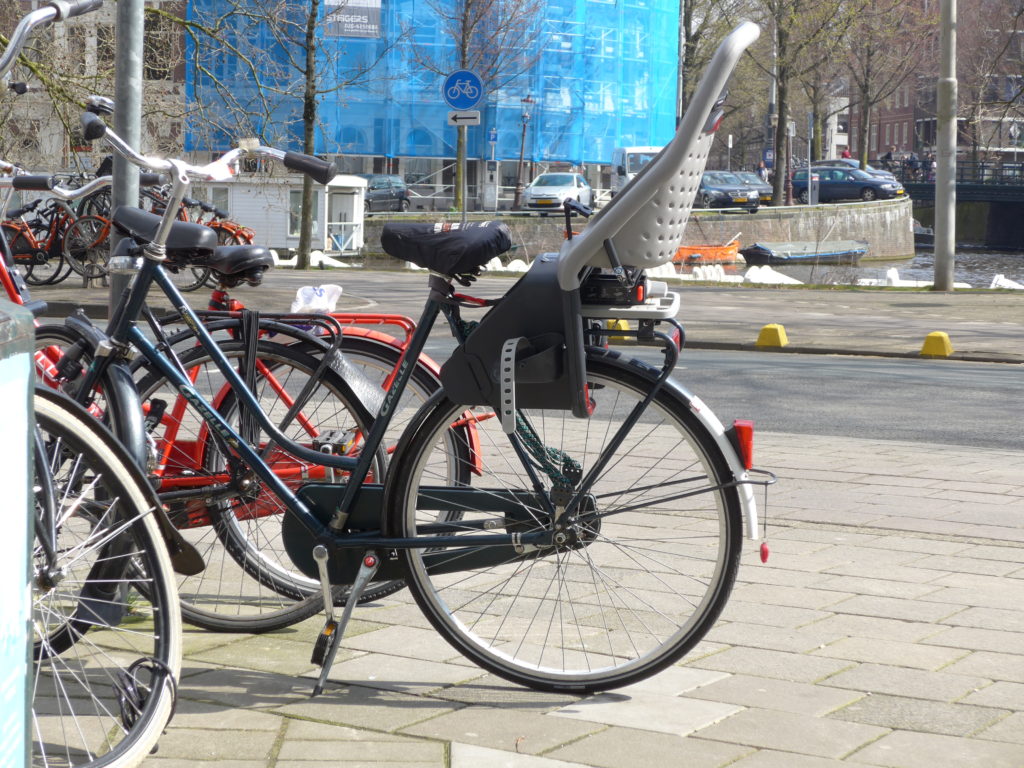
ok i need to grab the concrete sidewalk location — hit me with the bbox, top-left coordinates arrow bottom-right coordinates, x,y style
28,270 -> 1024,766
32,268 -> 1024,364
145,432 -> 1024,768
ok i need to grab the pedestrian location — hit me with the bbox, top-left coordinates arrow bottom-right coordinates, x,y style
840,147 -> 852,159
881,145 -> 896,172
756,160 -> 769,182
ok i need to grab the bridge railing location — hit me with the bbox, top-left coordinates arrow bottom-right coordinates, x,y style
889,160 -> 1024,186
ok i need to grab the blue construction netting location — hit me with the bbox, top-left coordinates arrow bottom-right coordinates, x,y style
185,0 -> 679,165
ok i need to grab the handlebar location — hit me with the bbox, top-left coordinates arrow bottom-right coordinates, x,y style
79,110 -> 337,185
0,1 -> 103,80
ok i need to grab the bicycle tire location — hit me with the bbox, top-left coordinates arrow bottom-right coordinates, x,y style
135,340 -> 389,632
32,387 -> 182,768
3,222 -> 68,286
63,215 -> 110,278
166,262 -> 213,292
385,350 -> 743,693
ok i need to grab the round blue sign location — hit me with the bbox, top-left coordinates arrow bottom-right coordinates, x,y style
443,70 -> 483,111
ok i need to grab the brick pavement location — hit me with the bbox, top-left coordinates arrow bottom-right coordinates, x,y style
142,432 -> 1024,768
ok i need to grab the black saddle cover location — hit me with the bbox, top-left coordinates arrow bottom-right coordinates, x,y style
380,221 -> 511,275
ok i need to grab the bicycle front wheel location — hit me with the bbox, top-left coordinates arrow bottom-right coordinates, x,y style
386,351 -> 743,693
32,388 -> 182,768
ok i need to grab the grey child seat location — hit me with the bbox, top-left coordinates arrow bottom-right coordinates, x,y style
557,21 -> 761,290
439,22 -> 760,424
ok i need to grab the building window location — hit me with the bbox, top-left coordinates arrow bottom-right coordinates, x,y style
289,190 -> 319,237
885,123 -> 891,145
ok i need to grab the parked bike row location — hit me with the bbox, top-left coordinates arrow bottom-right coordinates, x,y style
6,4 -> 772,768
2,161 -> 252,289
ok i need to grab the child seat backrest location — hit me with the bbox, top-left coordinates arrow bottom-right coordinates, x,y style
556,21 -> 760,290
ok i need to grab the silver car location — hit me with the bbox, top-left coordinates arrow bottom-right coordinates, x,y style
524,172 -> 592,212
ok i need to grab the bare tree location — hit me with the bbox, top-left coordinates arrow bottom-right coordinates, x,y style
402,0 -> 545,211
955,0 -> 1024,168
845,0 -> 928,171
182,0 -> 399,266
743,0 -> 855,203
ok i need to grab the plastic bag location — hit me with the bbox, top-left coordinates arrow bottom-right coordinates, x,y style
290,284 -> 343,313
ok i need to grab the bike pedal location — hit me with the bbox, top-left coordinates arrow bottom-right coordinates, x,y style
311,620 -> 338,667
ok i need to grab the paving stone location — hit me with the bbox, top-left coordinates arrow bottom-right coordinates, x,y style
810,636 -> 969,670
730,583 -> 853,610
921,585 -> 1024,612
724,750 -> 858,767
428,675 -> 582,710
821,663 -> 991,702
451,743 -> 582,767
828,693 -> 1009,736
942,650 -> 1024,684
339,625 -> 469,663
961,680 -> 1024,709
802,614 -> 943,644
315,652 -> 485,694
847,729 -> 1024,768
866,536 -> 969,557
686,674 -> 863,716
188,634 -> 328,677
693,707 -> 888,758
277,737 -> 445,762
717,600 -> 832,629
831,594 -> 965,623
707,621 -> 845,654
922,626 -> 1024,656
550,692 -> 741,736
275,684 -> 459,732
163,698 -> 282,731
142,761 -> 265,768
146,728 -> 278,761
542,726 -> 752,768
812,574 -> 941,600
941,606 -> 1024,633
276,763 -> 439,768
967,545 -> 1024,564
177,667 -> 322,711
398,707 -> 604,755
283,720 -> 411,741
688,647 -> 854,684
976,712 -> 1024,745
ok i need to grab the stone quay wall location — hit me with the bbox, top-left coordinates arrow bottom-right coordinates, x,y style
360,196 -> 915,265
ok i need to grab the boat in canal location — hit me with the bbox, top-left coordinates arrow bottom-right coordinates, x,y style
739,240 -> 868,266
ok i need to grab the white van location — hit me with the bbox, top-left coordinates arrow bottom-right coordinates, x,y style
610,146 -> 663,195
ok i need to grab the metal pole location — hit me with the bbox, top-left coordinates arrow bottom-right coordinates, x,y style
109,0 -> 144,310
459,125 -> 467,226
933,0 -> 957,291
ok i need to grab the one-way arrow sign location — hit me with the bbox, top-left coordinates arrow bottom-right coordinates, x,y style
447,110 -> 481,126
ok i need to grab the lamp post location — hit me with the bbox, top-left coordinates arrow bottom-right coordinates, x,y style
512,95 -> 534,210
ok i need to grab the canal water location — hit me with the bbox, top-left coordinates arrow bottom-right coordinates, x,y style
770,248 -> 1024,288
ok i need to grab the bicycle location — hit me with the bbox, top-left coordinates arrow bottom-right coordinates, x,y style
2,194 -> 76,285
51,20 -> 771,694
32,386 -> 182,768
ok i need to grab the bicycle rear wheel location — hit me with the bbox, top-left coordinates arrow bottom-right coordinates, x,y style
135,340 -> 391,632
32,388 -> 181,768
386,350 -> 743,693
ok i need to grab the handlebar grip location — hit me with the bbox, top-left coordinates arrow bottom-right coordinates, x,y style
80,111 -> 107,141
12,176 -> 56,191
282,151 -> 336,185
139,172 -> 163,187
49,0 -> 104,20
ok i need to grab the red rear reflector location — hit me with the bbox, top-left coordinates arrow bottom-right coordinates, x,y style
732,419 -> 754,470
636,284 -> 645,302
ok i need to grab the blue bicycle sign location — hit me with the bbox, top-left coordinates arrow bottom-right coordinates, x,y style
443,70 -> 483,111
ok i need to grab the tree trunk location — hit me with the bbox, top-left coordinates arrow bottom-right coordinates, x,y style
296,0 -> 320,270
772,79 -> 789,204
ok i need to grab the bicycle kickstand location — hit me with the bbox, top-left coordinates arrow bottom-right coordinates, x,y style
310,546 -> 380,697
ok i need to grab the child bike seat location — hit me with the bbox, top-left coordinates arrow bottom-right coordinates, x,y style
380,221 -> 511,276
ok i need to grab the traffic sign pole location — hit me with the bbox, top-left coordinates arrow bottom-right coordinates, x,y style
442,70 -> 483,221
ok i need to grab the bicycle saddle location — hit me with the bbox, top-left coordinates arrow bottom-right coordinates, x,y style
201,245 -> 274,286
381,221 -> 511,276
112,205 -> 217,253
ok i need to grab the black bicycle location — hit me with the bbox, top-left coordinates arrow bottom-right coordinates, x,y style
44,20 -> 772,695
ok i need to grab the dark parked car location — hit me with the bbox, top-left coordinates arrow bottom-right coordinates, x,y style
793,166 -> 906,203
697,171 -> 759,212
733,171 -> 773,204
358,174 -> 411,212
811,158 -> 897,181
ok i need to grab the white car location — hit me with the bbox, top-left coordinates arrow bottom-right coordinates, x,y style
523,173 -> 592,212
